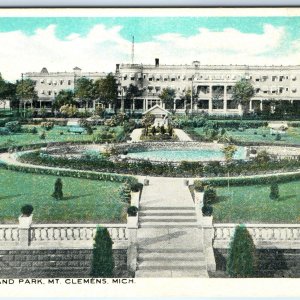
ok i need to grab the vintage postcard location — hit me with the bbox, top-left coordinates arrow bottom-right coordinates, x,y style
0,7 -> 299,298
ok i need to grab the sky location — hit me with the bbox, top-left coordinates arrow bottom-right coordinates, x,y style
0,17 -> 300,81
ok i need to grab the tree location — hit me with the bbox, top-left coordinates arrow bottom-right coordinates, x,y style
53,90 -> 76,110
52,178 -> 63,200
222,144 -> 237,162
231,79 -> 255,114
159,88 -> 176,110
90,227 -> 114,277
0,75 -> 16,109
226,225 -> 257,278
16,78 -> 37,104
269,182 -> 279,200
74,77 -> 95,110
94,73 -> 118,112
124,84 -> 141,111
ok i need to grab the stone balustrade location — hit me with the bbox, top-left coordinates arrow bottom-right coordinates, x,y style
213,224 -> 300,249
0,223 -> 128,249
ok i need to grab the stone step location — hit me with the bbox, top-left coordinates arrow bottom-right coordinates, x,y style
139,216 -> 198,222
138,248 -> 203,253
137,264 -> 207,271
139,223 -> 199,228
139,212 -> 196,217
138,253 -> 205,261
139,206 -> 195,211
135,270 -> 209,278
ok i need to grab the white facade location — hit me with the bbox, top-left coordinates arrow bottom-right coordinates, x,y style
117,59 -> 300,114
24,67 -> 106,107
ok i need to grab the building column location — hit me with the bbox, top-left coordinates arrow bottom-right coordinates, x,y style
132,98 -> 135,111
260,100 -> 263,111
208,85 -> 213,113
249,100 -> 253,111
223,85 -> 227,113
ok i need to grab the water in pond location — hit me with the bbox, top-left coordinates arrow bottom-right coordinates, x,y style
126,147 -> 246,162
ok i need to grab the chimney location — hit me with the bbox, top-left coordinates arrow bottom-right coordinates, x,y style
116,64 -> 120,73
155,58 -> 159,67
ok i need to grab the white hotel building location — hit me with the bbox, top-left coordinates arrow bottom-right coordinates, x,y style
117,58 -> 300,114
25,59 -> 300,114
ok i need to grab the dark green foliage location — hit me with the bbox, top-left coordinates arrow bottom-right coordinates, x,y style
203,186 -> 217,204
194,180 -> 205,192
275,134 -> 281,141
269,182 -> 279,200
39,131 -> 46,140
151,126 -> 156,136
90,227 -> 114,277
0,127 -> 10,135
52,178 -> 63,200
41,122 -> 54,131
119,182 -> 131,203
202,205 -> 213,216
127,206 -> 138,216
160,125 -> 166,135
130,182 -> 143,192
5,121 -> 21,133
226,225 -> 257,278
21,204 -> 34,216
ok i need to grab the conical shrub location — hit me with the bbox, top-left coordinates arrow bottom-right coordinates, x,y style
90,227 -> 114,277
52,178 -> 63,200
226,225 -> 257,278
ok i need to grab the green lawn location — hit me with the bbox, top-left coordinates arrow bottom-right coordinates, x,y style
193,126 -> 300,145
0,169 -> 125,224
0,125 -> 124,148
213,181 -> 300,223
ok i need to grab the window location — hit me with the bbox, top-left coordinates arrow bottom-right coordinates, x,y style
48,91 -> 52,96
255,78 -> 260,82
68,80 -> 71,85
60,80 -> 64,85
255,88 -> 260,93
130,77 -> 135,81
272,76 -> 277,82
149,78 -> 153,81
279,76 -> 284,82
171,78 -> 175,81
292,76 -> 297,81
286,88 -> 289,91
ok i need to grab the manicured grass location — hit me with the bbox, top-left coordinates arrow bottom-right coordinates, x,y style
0,125 -> 124,148
0,168 -> 125,224
193,126 -> 300,145
213,181 -> 300,223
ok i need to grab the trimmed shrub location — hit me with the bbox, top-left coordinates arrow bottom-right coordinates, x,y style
21,204 -> 34,217
226,225 -> 257,278
0,127 -> 11,135
203,186 -> 217,204
194,180 -> 205,192
127,206 -> 138,217
269,182 -> 279,200
52,178 -> 63,200
41,122 -> 54,131
130,182 -> 143,192
39,131 -> 46,140
275,134 -> 281,141
119,182 -> 131,203
202,205 -> 213,216
90,227 -> 114,277
22,127 -> 38,134
5,121 -> 21,133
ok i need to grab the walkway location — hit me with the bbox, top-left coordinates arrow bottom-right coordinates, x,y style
174,129 -> 193,141
136,177 -> 208,278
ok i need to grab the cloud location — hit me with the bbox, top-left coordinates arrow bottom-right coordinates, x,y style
0,23 -> 297,81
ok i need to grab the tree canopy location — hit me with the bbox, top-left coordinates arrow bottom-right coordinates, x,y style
53,90 -> 76,109
159,87 -> 176,109
94,73 -> 118,108
231,79 -> 255,113
74,77 -> 95,104
16,78 -> 37,101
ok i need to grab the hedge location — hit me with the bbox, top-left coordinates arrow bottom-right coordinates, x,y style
202,171 -> 300,187
0,160 -> 138,185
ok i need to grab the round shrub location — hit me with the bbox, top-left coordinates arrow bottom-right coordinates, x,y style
60,131 -> 64,135
5,121 -> 21,133
275,134 -> 281,141
52,178 -> 63,200
41,122 -> 54,131
130,182 -> 143,192
202,205 -> 213,216
21,204 -> 34,217
0,127 -> 11,135
194,180 -> 205,192
127,206 -> 138,217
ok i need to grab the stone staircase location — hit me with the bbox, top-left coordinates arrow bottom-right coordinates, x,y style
135,204 -> 208,277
